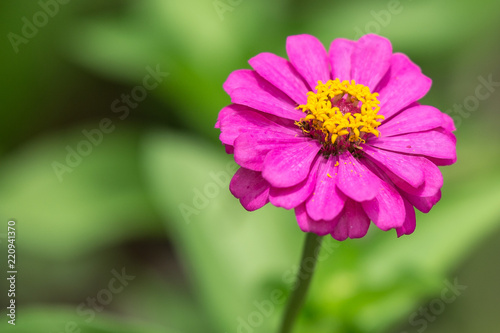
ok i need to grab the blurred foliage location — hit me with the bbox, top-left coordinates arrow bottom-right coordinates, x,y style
1,0 -> 500,332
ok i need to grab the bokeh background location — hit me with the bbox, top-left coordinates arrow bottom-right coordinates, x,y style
1,0 -> 500,332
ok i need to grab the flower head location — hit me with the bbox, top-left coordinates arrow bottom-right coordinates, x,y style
215,34 -> 456,240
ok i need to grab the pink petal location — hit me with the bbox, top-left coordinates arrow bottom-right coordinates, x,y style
249,52 -> 310,105
305,156 -> 346,221
424,128 -> 457,166
216,103 -> 242,130
351,34 -> 392,89
230,168 -> 270,211
396,198 -> 416,237
391,157 -> 443,197
426,156 -> 457,166
262,140 -> 322,187
225,145 -> 234,154
286,34 -> 330,90
337,151 -> 380,202
379,105 -> 447,137
376,53 -> 432,120
295,203 -> 338,236
331,200 -> 371,241
234,132 -> 309,171
362,177 -> 406,230
363,145 -> 425,188
218,104 -> 298,146
223,69 -> 304,120
418,159 -> 444,196
368,129 -> 456,160
329,38 -> 355,81
269,156 -> 322,209
404,190 -> 442,213
441,112 -> 457,132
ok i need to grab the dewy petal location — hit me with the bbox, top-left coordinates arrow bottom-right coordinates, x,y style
329,38 -> 355,81
269,156 -> 322,209
249,52 -> 310,105
351,34 -> 392,89
362,176 -> 405,230
286,34 -> 330,90
404,190 -> 442,213
295,203 -> 338,236
262,140 -> 322,187
218,104 -> 298,146
331,200 -> 370,241
230,168 -> 270,211
364,145 -> 425,188
337,151 -> 380,202
223,69 -> 304,120
234,132 -> 309,171
376,53 -> 432,120
368,129 -> 456,160
396,198 -> 417,237
379,105 -> 447,137
305,155 -> 346,221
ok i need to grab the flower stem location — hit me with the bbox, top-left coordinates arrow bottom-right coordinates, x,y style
279,232 -> 323,333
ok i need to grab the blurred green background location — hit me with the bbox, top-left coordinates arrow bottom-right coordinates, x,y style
1,0 -> 500,332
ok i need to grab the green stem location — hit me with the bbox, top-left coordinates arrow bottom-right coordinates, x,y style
279,232 -> 323,333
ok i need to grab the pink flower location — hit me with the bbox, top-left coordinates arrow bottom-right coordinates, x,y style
215,34 -> 456,240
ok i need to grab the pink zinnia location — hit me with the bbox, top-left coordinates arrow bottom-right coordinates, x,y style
215,34 -> 456,240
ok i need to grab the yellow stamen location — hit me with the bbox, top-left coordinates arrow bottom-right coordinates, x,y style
297,79 -> 384,145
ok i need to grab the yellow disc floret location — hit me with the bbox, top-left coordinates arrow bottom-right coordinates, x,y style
296,79 -> 384,153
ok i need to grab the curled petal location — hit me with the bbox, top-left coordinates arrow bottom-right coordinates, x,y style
396,198 -> 417,237
331,200 -> 371,241
230,168 -> 270,211
441,112 -> 457,132
404,190 -> 442,213
295,203 -> 338,236
225,144 -> 234,154
360,164 -> 406,230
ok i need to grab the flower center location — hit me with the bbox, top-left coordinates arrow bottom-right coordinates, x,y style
295,79 -> 384,156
